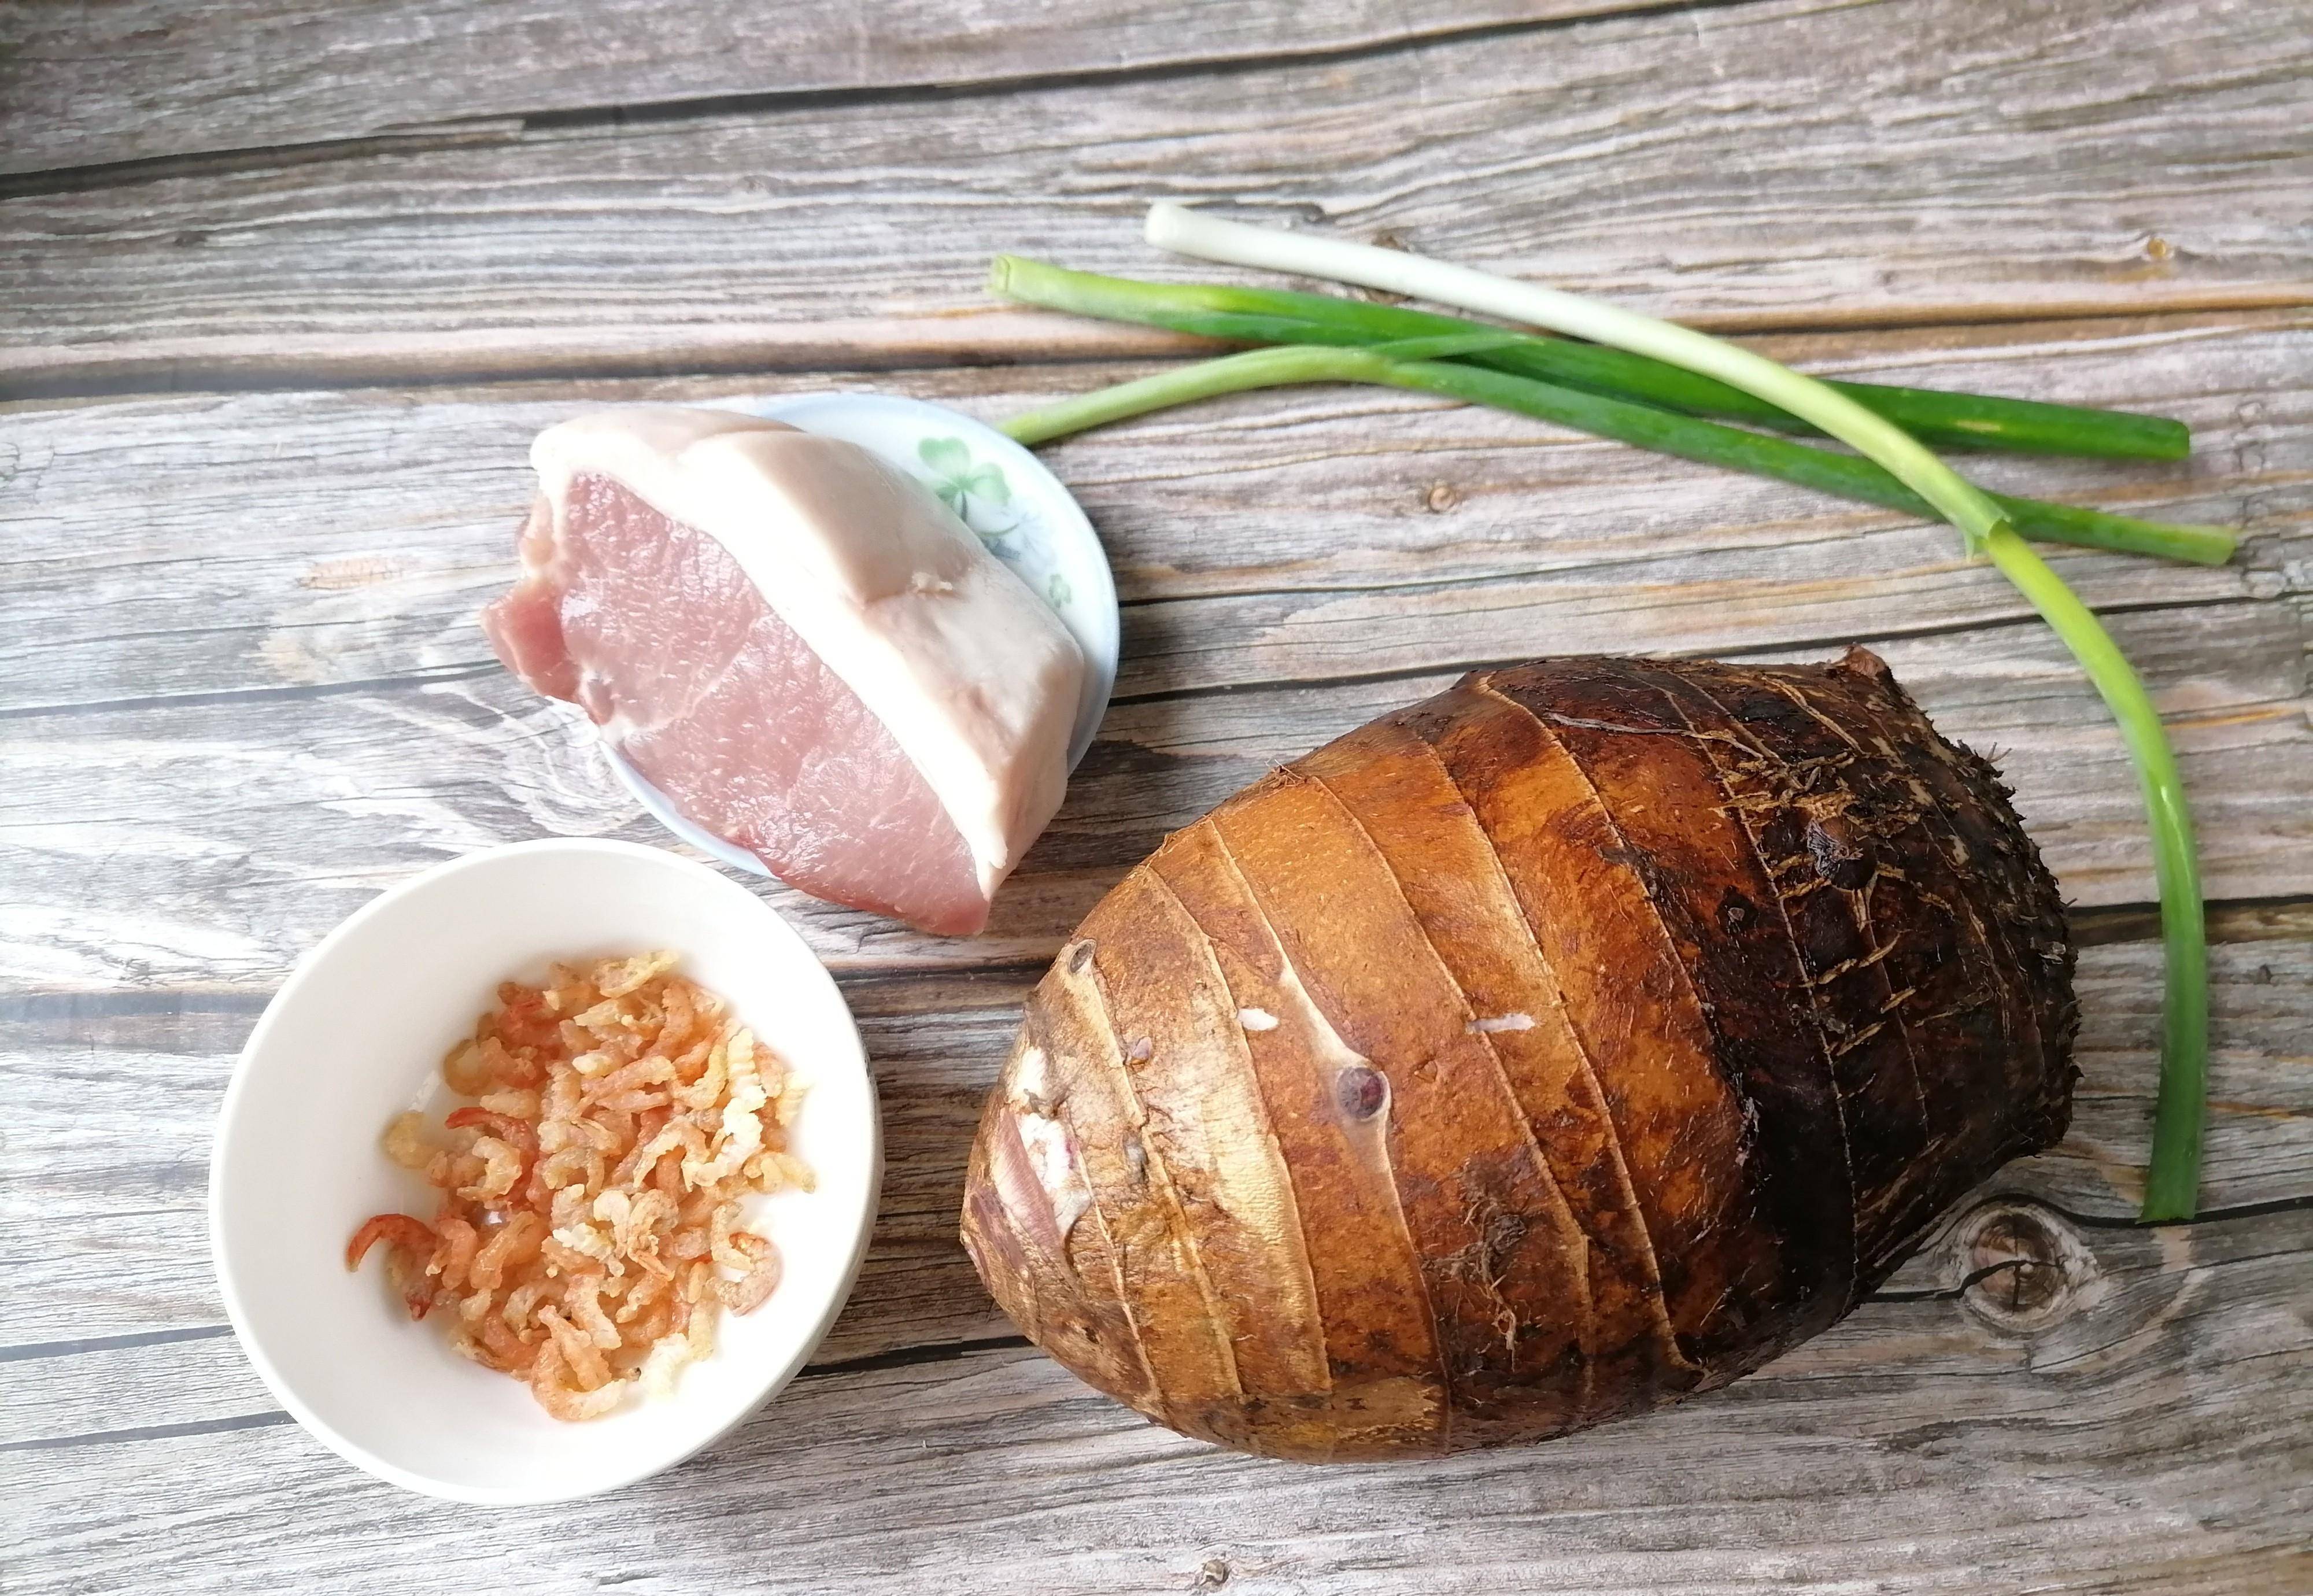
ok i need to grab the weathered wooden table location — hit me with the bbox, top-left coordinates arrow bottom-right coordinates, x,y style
4,1 -> 2308,1590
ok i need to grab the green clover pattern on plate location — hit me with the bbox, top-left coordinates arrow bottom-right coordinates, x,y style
914,435 -> 1076,622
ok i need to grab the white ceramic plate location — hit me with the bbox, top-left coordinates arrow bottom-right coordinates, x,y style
210,839 -> 881,1503
607,391 -> 1119,878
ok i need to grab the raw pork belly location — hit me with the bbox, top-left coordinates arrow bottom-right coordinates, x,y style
483,408 -> 1085,935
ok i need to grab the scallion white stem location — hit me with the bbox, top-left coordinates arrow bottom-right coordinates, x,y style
1150,203 -> 2002,550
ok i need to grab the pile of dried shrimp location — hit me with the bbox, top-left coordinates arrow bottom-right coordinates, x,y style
345,951 -> 811,1420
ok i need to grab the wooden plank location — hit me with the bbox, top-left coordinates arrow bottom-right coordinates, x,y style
0,1 -> 1607,178
6,5 -> 2305,1586
6,319 -> 2304,985
3,597 -> 2308,993
6,934 -> 2307,1357
5,0 -> 2310,387
4,1192 -> 2305,1594
6,313 -> 2307,716
0,975 -> 1026,1354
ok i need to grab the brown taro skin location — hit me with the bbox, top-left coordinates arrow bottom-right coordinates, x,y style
960,649 -> 2078,1462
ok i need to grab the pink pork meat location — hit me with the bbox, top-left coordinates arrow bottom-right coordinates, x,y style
482,408 -> 1086,936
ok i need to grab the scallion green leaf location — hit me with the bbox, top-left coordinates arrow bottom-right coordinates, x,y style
997,308 -> 2234,567
993,255 -> 2192,462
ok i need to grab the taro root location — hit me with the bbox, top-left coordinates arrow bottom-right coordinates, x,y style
960,649 -> 2078,1461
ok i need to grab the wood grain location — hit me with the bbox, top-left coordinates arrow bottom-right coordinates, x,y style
6,317 -> 2306,988
0,0 -> 1603,177
5,0 -> 2310,1584
8,313 -> 2307,714
5,933 -> 2308,1394
6,926 -> 2310,1358
4,600 -> 2307,996
0,975 -> 1030,1352
5,0 -> 2310,389
4,1183 -> 2306,1594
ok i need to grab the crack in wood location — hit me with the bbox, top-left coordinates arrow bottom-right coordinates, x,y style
0,1324 -> 237,1364
0,663 -> 506,725
0,0 -> 1781,198
5,579 -> 2288,727
0,1410 -> 295,1454
9,1194 -> 2310,1440
1106,593 -> 2289,710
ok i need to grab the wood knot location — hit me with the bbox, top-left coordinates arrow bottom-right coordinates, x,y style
1955,1199 -> 2093,1332
1190,1558 -> 1233,1591
1424,481 -> 1462,513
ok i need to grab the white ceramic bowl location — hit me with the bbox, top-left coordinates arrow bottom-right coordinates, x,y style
210,839 -> 881,1503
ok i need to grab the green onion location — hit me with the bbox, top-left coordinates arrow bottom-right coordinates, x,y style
1993,541 -> 2207,1224
993,256 -> 2191,462
1132,202 -> 2207,1222
1000,331 -> 2235,567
